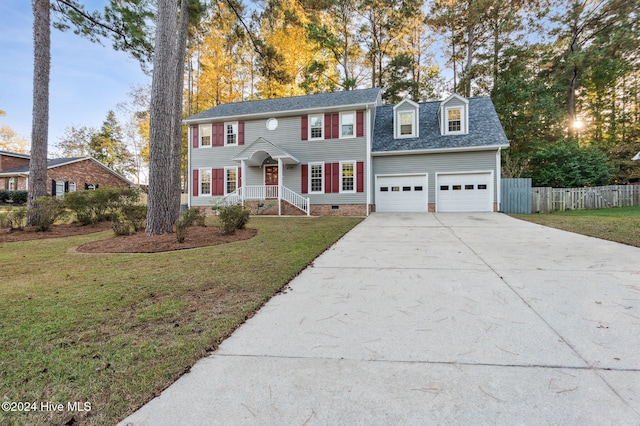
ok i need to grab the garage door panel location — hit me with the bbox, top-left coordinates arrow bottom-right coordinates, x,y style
376,175 -> 427,212
438,173 -> 492,212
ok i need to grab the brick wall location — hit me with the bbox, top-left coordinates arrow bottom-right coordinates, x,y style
47,159 -> 130,194
0,154 -> 30,172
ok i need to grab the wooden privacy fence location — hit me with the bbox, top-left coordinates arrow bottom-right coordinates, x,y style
531,185 -> 640,213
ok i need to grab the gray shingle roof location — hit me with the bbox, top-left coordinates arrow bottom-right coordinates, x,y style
185,88 -> 382,122
0,150 -> 30,159
372,97 -> 509,152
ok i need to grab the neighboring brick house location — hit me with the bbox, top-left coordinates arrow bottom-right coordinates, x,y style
0,151 -> 30,190
183,89 -> 509,216
0,153 -> 133,196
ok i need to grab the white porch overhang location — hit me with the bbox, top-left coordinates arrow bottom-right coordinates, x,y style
232,137 -> 300,166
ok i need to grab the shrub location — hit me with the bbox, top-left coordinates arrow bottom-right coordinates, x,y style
174,215 -> 190,243
8,206 -> 28,230
0,209 -> 11,228
32,196 -> 66,231
64,187 -> 142,225
181,207 -> 206,227
122,204 -> 147,232
112,214 -> 133,236
9,191 -> 28,204
0,190 -> 28,204
216,205 -> 250,235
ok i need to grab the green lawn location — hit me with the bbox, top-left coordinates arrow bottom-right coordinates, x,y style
0,216 -> 362,425
512,206 -> 640,247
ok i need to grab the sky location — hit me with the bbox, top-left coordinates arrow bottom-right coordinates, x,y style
0,0 -> 150,155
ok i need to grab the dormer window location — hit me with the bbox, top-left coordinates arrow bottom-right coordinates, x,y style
440,94 -> 469,135
399,112 -> 415,136
447,108 -> 462,132
393,99 -> 419,139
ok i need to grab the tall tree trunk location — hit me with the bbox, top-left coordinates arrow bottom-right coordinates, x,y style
464,21 -> 474,97
169,0 -> 190,225
28,0 -> 50,226
146,0 -> 178,235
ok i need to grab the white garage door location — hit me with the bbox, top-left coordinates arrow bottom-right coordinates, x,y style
376,175 -> 428,212
437,173 -> 492,212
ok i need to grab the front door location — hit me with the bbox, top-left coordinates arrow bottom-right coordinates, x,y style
264,165 -> 279,198
265,165 -> 278,186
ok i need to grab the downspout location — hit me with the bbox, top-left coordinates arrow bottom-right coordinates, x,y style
366,104 -> 372,216
496,147 -> 501,212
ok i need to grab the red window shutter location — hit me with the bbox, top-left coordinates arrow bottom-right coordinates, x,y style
192,169 -> 199,196
332,113 -> 339,139
356,161 -> 364,192
324,163 -> 332,193
215,168 -> 225,195
356,111 -> 364,137
238,122 -> 245,145
332,163 -> 340,192
324,113 -> 332,139
301,116 -> 308,140
211,124 -> 218,146
192,125 -> 199,148
217,124 -> 225,146
301,164 -> 308,194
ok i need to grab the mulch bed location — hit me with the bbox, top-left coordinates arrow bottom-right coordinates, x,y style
0,222 -> 257,253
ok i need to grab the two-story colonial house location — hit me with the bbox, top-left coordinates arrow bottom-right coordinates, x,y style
183,88 -> 509,216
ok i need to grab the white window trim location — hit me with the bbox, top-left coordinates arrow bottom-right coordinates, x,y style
225,122 -> 238,146
224,166 -> 238,195
339,160 -> 356,193
444,106 -> 465,135
199,124 -> 212,147
339,111 -> 356,139
8,177 -> 16,190
69,181 -> 76,192
396,110 -> 417,138
308,114 -> 324,140
308,162 -> 324,194
199,168 -> 212,196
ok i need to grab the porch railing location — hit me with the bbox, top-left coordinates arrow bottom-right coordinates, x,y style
217,185 -> 310,216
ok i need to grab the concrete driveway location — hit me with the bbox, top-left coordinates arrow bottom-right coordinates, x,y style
121,213 -> 640,425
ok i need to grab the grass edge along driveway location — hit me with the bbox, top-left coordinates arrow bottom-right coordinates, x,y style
0,216 -> 362,426
511,206 -> 640,248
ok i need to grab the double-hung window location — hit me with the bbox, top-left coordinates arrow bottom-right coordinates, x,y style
340,112 -> 355,138
55,180 -> 65,199
309,115 -> 323,139
225,122 -> 238,145
397,111 -> 417,138
309,162 -> 324,193
447,108 -> 462,133
225,167 -> 238,194
69,182 -> 76,192
199,124 -> 212,147
340,161 -> 355,193
200,169 -> 211,195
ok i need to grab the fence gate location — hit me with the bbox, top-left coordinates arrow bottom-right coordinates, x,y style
501,178 -> 532,214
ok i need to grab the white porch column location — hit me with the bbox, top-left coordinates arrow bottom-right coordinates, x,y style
277,157 -> 282,216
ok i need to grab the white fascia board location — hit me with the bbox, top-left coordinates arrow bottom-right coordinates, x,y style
182,102 -> 379,125
371,144 -> 508,157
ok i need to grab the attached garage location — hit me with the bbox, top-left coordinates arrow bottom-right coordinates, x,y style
376,175 -> 428,212
437,172 -> 493,212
